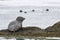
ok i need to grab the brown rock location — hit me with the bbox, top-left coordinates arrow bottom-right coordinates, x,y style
45,21 -> 60,32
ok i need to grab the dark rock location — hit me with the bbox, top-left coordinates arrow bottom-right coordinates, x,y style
45,21 -> 60,32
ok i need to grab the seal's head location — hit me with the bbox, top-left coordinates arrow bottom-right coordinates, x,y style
16,16 -> 25,22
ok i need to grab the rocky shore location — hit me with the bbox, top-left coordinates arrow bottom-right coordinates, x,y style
0,21 -> 60,37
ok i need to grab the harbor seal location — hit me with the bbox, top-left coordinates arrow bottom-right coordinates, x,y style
8,16 -> 25,32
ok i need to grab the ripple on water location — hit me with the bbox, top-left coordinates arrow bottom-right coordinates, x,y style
0,37 -> 60,40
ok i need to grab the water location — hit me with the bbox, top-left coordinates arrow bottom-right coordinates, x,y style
0,37 -> 60,40
0,6 -> 60,30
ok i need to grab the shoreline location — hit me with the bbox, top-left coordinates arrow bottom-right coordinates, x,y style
0,27 -> 60,37
0,21 -> 60,37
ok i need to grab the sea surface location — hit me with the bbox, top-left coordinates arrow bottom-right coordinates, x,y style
0,6 -> 60,30
0,37 -> 60,40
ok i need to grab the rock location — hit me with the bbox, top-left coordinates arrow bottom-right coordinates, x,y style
0,27 -> 43,35
45,21 -> 60,32
53,21 -> 60,31
45,26 -> 56,32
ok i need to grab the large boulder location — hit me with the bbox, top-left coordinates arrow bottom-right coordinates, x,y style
45,21 -> 60,32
